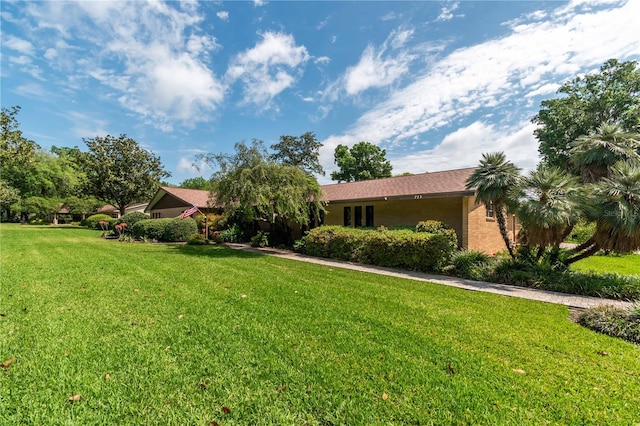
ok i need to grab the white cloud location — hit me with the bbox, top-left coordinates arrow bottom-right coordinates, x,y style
177,157 -> 210,175
217,11 -> 229,21
253,0 -> 267,7
315,56 -> 331,65
3,34 -> 35,55
227,31 -> 310,109
436,2 -> 461,22
319,0 -> 638,179
18,1 -> 224,131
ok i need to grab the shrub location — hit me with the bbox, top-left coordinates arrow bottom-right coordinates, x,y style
187,233 -> 207,245
220,223 -> 252,243
251,231 -> 269,248
578,303 -> 640,344
131,218 -> 172,241
163,218 -> 197,242
566,221 -> 596,244
116,212 -> 149,230
303,226 -> 457,272
416,220 -> 451,234
85,214 -> 116,230
446,250 -> 495,281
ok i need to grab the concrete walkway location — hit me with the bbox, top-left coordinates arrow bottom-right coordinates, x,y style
225,243 -> 634,310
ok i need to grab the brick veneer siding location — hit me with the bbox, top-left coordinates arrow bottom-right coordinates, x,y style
322,195 -> 517,254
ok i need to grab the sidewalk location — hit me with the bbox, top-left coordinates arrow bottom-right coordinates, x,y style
225,243 -> 634,310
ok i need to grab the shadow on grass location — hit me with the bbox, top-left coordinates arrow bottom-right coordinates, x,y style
165,243 -> 262,259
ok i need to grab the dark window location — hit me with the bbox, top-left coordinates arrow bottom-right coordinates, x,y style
343,206 -> 351,227
486,202 -> 494,219
319,210 -> 325,226
366,205 -> 374,227
355,206 -> 363,227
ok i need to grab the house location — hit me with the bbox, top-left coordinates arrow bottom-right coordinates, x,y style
96,202 -> 150,218
319,168 -> 518,255
143,168 -> 518,254
145,187 -> 217,218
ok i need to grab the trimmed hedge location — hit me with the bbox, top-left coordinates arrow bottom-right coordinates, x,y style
131,218 -> 197,242
116,212 -> 150,229
303,226 -> 456,272
84,214 -> 117,230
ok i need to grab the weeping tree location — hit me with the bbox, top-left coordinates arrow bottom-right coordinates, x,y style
465,152 -> 522,258
198,140 -> 325,245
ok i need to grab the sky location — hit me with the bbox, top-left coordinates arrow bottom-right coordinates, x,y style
1,0 -> 639,186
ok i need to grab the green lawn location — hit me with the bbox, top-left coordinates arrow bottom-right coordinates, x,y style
572,253 -> 640,276
1,224 -> 639,425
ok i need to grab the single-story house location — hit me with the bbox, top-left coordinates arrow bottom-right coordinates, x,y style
319,167 -> 518,255
145,187 -> 217,219
97,202 -> 149,218
143,168 -> 518,254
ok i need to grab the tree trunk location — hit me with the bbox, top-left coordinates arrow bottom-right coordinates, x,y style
497,206 -> 515,258
564,243 -> 600,265
571,235 -> 596,254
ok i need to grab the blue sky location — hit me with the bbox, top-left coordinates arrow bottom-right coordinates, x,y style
2,0 -> 639,185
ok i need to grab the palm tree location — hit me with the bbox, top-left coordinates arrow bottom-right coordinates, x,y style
569,123 -> 640,183
514,165 -> 581,261
566,160 -> 640,264
466,152 -> 521,258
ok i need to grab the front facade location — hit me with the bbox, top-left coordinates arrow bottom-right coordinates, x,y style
320,168 -> 518,255
145,187 -> 216,219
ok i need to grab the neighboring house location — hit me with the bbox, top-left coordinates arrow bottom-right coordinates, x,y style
319,167 -> 518,255
145,187 -> 217,218
96,202 -> 150,218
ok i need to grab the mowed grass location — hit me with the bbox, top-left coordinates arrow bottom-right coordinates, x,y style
1,224 -> 639,425
572,253 -> 640,276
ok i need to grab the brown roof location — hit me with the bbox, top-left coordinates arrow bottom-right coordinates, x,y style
321,167 -> 477,202
146,187 -> 215,212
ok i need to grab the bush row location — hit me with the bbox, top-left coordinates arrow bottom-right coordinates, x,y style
443,251 -> 640,301
303,225 -> 457,273
83,214 -> 117,230
131,218 -> 197,242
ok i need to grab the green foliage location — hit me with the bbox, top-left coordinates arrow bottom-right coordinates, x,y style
219,223 -> 251,243
303,226 -> 457,272
131,218 -> 170,241
250,231 -> 270,248
578,303 -> 640,344
415,220 -> 452,234
200,140 -> 325,234
163,217 -> 197,242
566,221 -> 596,244
187,233 -> 207,245
116,212 -> 150,230
330,141 -> 393,182
84,213 -> 116,230
270,131 -> 324,176
533,59 -> 640,169
486,257 -> 640,300
82,134 -> 170,216
18,196 -> 61,220
446,250 -> 495,281
178,176 -> 211,190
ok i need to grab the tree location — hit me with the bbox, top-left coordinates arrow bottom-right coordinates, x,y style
514,165 -> 581,261
330,141 -> 393,182
533,59 -> 640,169
201,140 -> 325,244
466,152 -> 522,258
270,131 -> 324,176
569,123 -> 640,183
179,177 -> 212,190
82,134 -> 170,216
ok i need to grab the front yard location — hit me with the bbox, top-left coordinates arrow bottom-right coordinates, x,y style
1,224 -> 638,424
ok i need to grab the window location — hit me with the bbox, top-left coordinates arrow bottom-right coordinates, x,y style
366,205 -> 374,227
319,210 -> 325,226
354,206 -> 363,227
486,202 -> 494,219
343,206 -> 351,227
152,212 -> 161,219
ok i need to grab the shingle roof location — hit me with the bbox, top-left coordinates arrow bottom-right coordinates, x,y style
163,187 -> 214,207
320,167 -> 477,202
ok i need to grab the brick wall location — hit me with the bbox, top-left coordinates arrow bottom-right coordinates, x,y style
463,196 -> 518,254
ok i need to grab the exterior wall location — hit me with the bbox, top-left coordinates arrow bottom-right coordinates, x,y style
148,207 -> 189,219
323,196 -> 464,246
462,196 -> 519,255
